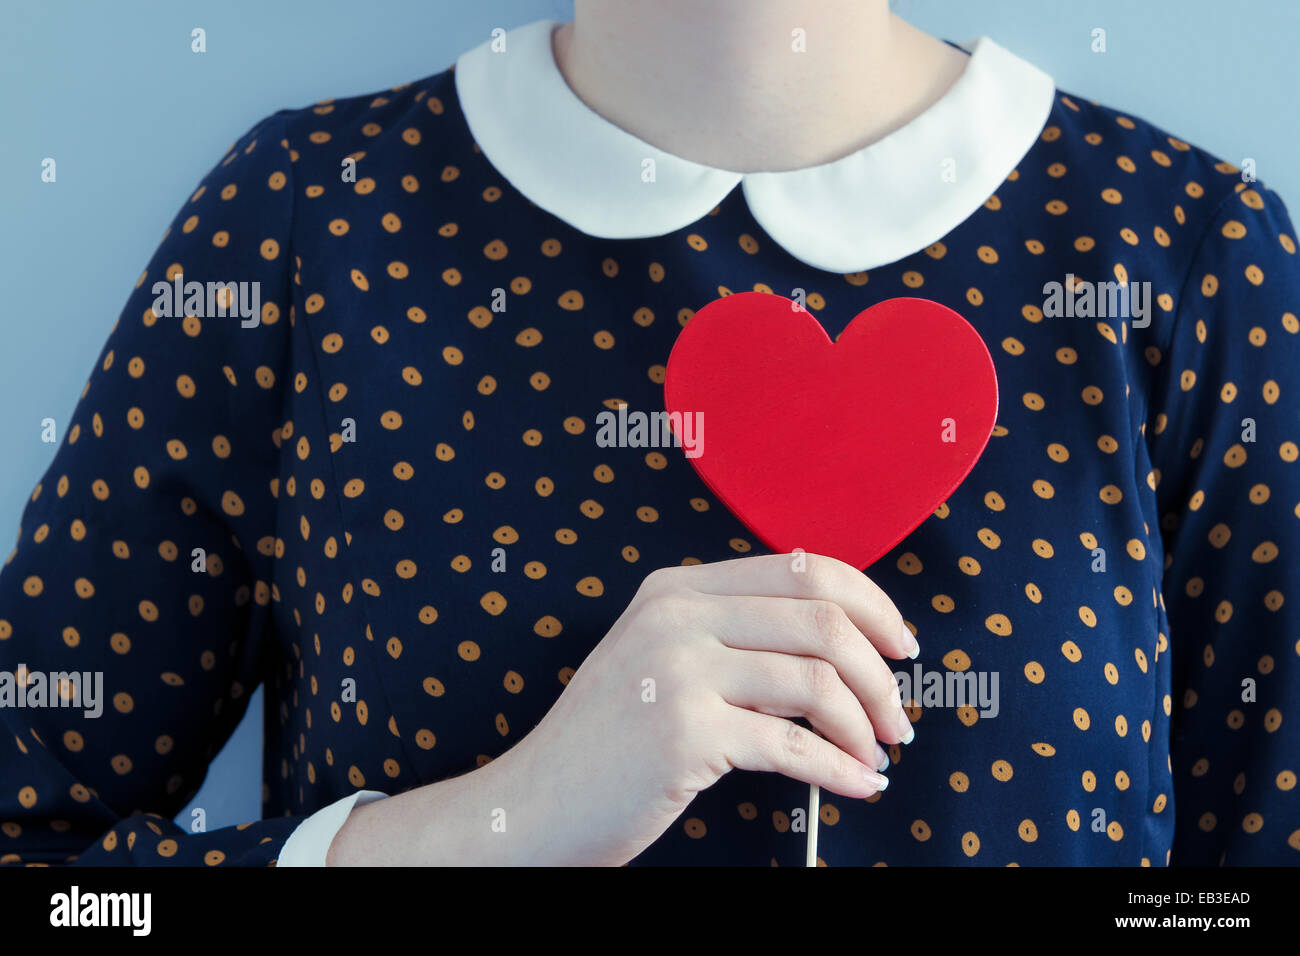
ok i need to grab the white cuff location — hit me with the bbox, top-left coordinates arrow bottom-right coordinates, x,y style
277,789 -> 388,866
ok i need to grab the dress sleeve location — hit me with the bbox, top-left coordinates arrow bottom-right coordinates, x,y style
1147,182 -> 1300,864
276,790 -> 388,866
0,112 -> 310,865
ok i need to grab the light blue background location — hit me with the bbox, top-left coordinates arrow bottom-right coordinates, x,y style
3,0 -> 1297,832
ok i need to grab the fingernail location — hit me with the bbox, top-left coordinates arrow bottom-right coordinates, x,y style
864,768 -> 889,791
902,621 -> 920,659
896,708 -> 915,744
874,743 -> 889,771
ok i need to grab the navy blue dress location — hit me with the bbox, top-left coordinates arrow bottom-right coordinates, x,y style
2,62 -> 1298,865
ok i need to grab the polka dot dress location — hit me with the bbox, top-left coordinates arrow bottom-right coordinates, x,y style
1,68 -> 1297,865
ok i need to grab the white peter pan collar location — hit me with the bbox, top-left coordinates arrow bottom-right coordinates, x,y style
454,18 -> 1056,274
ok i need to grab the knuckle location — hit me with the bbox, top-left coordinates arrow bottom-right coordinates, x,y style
808,551 -> 855,593
783,720 -> 813,759
873,674 -> 904,713
653,640 -> 696,686
828,747 -> 856,784
801,655 -> 837,698
661,694 -> 698,745
819,602 -> 852,653
797,553 -> 833,597
807,598 -> 834,635
861,578 -> 903,628
640,591 -> 694,631
640,565 -> 678,596
807,599 -> 846,644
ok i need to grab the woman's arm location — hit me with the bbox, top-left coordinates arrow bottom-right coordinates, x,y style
0,113 -> 301,864
1148,181 -> 1300,864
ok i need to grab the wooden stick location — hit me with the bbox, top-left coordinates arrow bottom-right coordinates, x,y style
806,783 -> 820,866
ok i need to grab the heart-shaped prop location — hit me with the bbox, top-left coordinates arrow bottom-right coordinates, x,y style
664,293 -> 999,571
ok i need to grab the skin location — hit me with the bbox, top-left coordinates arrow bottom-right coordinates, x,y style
552,0 -> 971,173
329,1 -> 963,865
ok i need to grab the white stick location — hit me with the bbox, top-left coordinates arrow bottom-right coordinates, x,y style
806,783 -> 820,866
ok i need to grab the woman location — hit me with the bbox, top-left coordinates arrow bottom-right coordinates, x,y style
2,1 -> 1296,866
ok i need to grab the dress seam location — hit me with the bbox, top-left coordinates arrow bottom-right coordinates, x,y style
281,118 -> 425,810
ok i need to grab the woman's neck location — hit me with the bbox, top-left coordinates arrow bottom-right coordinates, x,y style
552,0 -> 971,173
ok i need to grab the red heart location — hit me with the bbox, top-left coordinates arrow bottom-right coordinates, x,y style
664,293 -> 999,571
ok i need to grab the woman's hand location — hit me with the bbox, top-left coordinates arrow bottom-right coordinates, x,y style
327,553 -> 916,866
